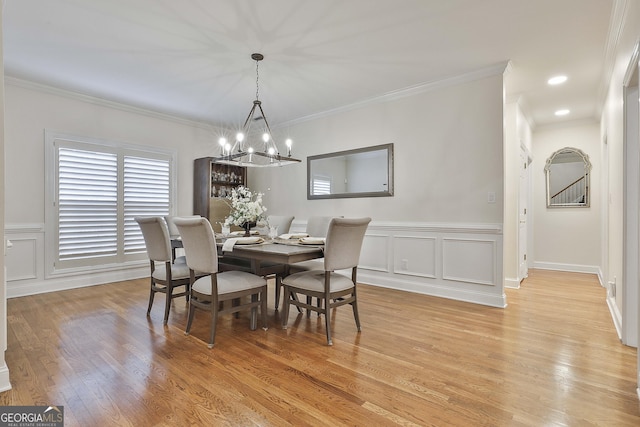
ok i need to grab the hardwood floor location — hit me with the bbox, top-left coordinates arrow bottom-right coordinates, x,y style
1,269 -> 638,426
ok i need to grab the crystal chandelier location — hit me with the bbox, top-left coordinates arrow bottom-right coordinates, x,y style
213,53 -> 301,167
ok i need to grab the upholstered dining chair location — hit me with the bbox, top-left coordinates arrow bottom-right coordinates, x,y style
281,217 -> 371,345
219,214 -> 294,310
174,217 -> 268,349
135,216 -> 191,325
164,215 -> 201,262
267,215 -> 294,235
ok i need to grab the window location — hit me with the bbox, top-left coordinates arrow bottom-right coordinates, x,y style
312,175 -> 331,195
46,131 -> 176,274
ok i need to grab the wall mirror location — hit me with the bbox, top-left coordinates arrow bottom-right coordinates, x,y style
307,143 -> 394,199
545,147 -> 591,208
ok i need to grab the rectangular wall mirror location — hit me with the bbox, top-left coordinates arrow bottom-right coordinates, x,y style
307,143 -> 394,199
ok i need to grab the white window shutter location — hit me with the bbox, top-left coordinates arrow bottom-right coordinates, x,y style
58,148 -> 118,260
123,156 -> 170,254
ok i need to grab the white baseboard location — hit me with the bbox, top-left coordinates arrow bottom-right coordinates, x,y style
8,267 -> 148,298
532,261 -> 601,275
607,295 -> 623,341
504,277 -> 521,289
358,271 -> 507,308
0,362 -> 11,392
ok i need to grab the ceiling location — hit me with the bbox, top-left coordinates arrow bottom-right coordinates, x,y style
4,0 -> 615,130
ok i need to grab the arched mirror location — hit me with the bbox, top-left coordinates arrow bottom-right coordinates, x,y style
545,147 -> 591,208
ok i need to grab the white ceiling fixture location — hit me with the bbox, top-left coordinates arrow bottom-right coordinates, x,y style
213,54 -> 301,168
555,109 -> 571,116
548,75 -> 568,85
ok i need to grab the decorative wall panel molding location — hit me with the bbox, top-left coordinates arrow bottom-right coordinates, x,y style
442,238 -> 497,286
6,221 -> 505,307
5,238 -> 37,281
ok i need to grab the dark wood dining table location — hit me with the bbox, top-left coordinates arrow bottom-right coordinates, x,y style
172,236 -> 324,274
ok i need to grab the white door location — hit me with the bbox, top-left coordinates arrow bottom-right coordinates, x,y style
518,148 -> 530,281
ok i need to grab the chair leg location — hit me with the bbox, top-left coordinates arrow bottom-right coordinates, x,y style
208,299 -> 219,349
324,286 -> 333,346
324,298 -> 333,346
185,300 -> 196,335
249,294 -> 258,330
261,288 -> 268,331
147,279 -> 155,315
281,286 -> 291,329
163,284 -> 173,325
351,292 -> 362,332
306,296 -> 312,318
275,275 -> 281,310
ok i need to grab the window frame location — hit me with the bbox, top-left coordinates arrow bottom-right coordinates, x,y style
44,130 -> 177,277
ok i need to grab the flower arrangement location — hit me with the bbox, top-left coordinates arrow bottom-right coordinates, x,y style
223,186 -> 267,227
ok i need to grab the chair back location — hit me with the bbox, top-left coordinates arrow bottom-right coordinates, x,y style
324,217 -> 371,271
267,215 -> 294,234
306,216 -> 336,237
164,215 -> 200,238
135,217 -> 172,262
174,217 -> 218,274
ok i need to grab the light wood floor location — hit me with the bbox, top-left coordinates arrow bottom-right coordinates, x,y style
1,269 -> 638,426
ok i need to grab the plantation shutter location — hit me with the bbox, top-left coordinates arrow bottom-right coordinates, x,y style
312,175 -> 331,195
58,147 -> 118,260
123,156 -> 170,254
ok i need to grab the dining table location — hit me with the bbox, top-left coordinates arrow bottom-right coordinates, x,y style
171,235 -> 325,275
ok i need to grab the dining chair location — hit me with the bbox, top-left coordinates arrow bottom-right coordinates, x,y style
277,216 -> 343,310
267,215 -> 294,235
164,215 -> 201,262
281,217 -> 371,345
135,216 -> 192,325
174,217 -> 268,349
219,214 -> 294,310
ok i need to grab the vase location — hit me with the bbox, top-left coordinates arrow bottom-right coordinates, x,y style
242,221 -> 257,237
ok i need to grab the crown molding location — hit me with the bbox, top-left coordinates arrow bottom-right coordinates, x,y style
5,76 -> 221,131
282,61 -> 510,127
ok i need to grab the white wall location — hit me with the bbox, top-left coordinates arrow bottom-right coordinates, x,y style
250,69 -> 506,307
3,79 -> 219,296
252,72 -> 505,224
531,121 -> 602,272
0,3 -> 13,392
4,67 -> 506,308
600,0 -> 640,391
504,101 -> 532,288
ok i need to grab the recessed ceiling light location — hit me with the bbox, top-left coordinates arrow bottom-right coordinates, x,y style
548,75 -> 568,85
555,109 -> 570,116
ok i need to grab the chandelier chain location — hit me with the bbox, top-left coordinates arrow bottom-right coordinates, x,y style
255,59 -> 260,101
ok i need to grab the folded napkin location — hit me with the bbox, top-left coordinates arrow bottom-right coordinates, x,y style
299,237 -> 325,245
279,233 -> 309,239
222,236 -> 264,252
230,230 -> 260,236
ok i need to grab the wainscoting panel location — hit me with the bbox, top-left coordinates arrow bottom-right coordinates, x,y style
5,237 -> 37,281
6,221 -> 505,307
359,234 -> 389,272
442,238 -> 497,286
393,236 -> 437,278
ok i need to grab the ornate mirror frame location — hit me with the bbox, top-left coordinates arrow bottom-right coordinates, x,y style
544,147 -> 592,208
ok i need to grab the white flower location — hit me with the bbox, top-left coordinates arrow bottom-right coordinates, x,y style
223,186 -> 267,227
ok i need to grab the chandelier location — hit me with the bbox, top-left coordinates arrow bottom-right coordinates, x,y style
213,53 -> 301,167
